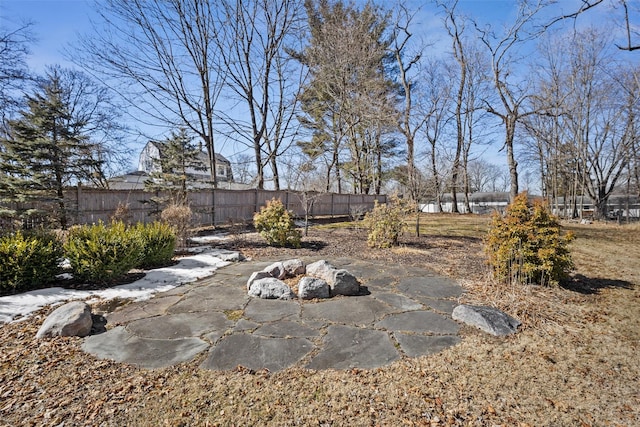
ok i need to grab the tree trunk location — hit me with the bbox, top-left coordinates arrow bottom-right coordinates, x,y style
505,117 -> 519,202
431,148 -> 442,213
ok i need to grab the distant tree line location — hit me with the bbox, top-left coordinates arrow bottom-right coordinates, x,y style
1,0 -> 638,224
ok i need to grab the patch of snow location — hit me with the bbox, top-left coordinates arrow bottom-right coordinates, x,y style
189,233 -> 228,244
0,249 -> 236,324
185,245 -> 213,254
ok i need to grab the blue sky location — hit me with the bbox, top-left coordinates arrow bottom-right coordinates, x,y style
1,0 -> 93,72
0,0 -> 629,186
3,0 -> 602,74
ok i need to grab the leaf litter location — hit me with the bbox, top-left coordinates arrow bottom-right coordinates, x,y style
1,219 -> 639,426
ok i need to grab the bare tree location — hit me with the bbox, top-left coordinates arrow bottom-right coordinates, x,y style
617,0 -> 640,51
543,0 -> 640,52
564,30 -> 638,218
74,0 -> 224,187
390,2 -> 427,231
467,159 -> 503,193
459,46 -> 492,212
527,27 -> 638,219
440,0 -> 468,213
475,0 -> 546,202
522,32 -> 576,212
421,58 -> 454,213
0,22 -> 33,132
230,153 -> 256,185
213,0 -> 304,190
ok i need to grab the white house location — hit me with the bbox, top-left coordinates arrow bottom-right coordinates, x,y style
106,141 -> 251,190
420,192 -> 513,214
137,140 -> 234,183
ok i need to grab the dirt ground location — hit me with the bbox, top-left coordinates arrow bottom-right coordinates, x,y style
0,216 -> 638,426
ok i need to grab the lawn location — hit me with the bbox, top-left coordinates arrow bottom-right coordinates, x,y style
0,214 -> 638,426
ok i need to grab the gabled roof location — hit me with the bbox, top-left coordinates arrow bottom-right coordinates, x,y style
147,140 -> 231,165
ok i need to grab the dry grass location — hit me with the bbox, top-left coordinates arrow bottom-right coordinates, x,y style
1,214 -> 638,426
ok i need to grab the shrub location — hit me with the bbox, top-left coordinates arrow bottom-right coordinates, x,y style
363,197 -> 409,248
253,198 -> 301,248
161,203 -> 192,247
65,221 -> 142,284
110,201 -> 133,224
0,231 -> 63,294
134,221 -> 176,269
484,192 -> 574,286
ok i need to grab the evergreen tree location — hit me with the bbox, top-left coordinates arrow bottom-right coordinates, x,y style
0,67 -> 103,228
144,128 -> 206,205
293,0 -> 399,194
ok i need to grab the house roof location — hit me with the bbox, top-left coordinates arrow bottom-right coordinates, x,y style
148,141 -> 231,165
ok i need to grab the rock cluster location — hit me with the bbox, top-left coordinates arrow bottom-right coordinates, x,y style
247,259 -> 361,300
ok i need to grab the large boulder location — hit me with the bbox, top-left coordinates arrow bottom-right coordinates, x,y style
282,259 -> 306,277
329,269 -> 361,296
36,301 -> 93,339
247,271 -> 272,290
306,260 -> 335,282
262,262 -> 287,280
248,278 -> 295,300
452,304 -> 520,336
298,277 -> 330,300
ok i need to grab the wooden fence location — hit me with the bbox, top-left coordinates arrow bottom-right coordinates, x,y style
1,187 -> 386,228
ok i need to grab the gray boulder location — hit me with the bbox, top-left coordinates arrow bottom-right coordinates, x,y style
247,271 -> 273,290
216,251 -> 245,262
248,278 -> 295,300
452,304 -> 520,336
262,262 -> 287,280
282,258 -> 306,277
306,260 -> 335,282
298,277 -> 330,300
329,269 -> 361,296
36,301 -> 93,339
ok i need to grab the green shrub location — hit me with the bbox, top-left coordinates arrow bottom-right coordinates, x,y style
253,198 -> 301,248
65,221 -> 142,284
0,231 -> 63,294
160,202 -> 192,247
134,221 -> 176,269
363,197 -> 409,248
484,192 -> 574,286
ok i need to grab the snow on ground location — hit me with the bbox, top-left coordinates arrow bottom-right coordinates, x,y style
189,233 -> 229,244
0,247 -> 235,324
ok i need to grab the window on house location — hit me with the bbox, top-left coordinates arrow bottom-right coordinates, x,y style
216,165 -> 227,177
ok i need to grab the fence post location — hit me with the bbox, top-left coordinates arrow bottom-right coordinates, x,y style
331,193 -> 334,218
255,188 -> 259,214
76,184 -> 81,225
211,188 -> 216,227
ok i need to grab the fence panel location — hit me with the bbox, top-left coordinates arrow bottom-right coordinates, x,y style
1,187 -> 387,228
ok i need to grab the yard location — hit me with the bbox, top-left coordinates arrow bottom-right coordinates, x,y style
0,214 -> 638,426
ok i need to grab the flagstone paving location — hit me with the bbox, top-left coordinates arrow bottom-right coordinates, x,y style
82,256 -> 465,371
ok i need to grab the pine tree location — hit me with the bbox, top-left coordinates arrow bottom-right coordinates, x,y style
144,128 -> 207,206
0,67 -> 102,228
292,0 -> 399,194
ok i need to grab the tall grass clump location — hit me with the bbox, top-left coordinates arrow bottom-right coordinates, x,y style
253,198 -> 301,247
65,221 -> 142,284
484,192 -> 574,286
0,231 -> 63,294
